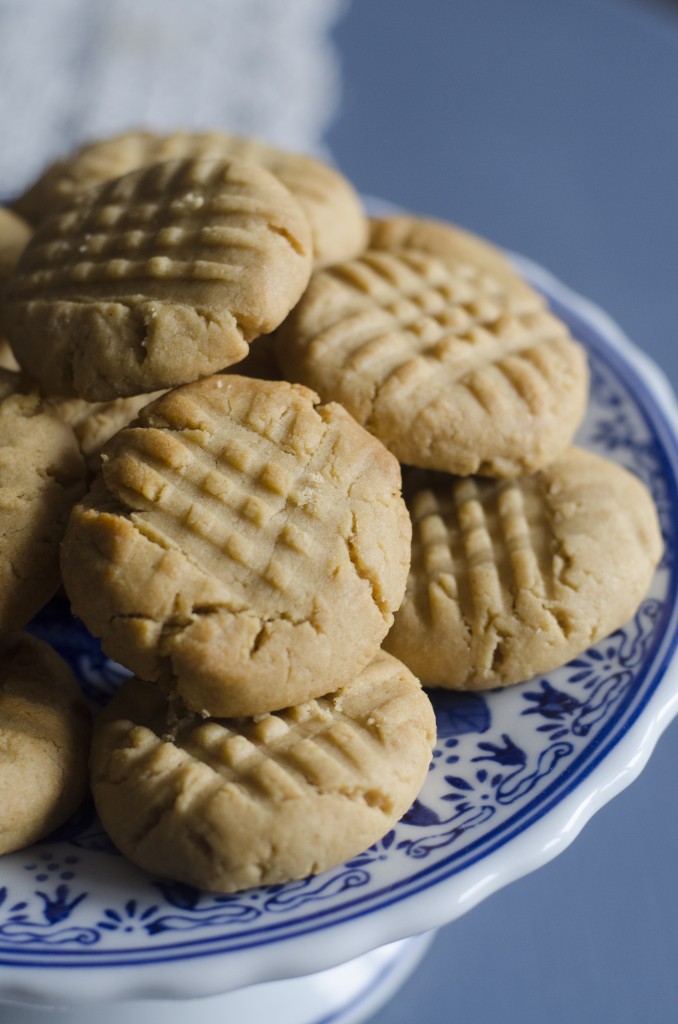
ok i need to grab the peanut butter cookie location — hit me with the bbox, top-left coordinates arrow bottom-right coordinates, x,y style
89,652 -> 435,892
61,375 -> 411,717
0,632 -> 90,855
3,158 -> 313,400
384,448 -> 663,689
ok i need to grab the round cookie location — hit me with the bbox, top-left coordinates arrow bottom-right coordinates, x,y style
61,374 -> 412,717
0,370 -> 85,631
274,245 -> 589,477
12,130 -> 368,268
369,213 -> 539,310
89,652 -> 436,893
383,448 -> 663,690
0,632 -> 91,855
3,157 -> 313,401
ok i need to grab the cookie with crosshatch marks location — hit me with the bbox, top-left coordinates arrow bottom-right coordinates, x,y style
89,651 -> 436,892
275,235 -> 589,477
383,447 -> 663,690
2,157 -> 313,401
0,632 -> 91,856
60,374 -> 411,717
12,129 -> 368,269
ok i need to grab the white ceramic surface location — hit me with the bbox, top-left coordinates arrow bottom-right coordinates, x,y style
1,256 -> 677,1008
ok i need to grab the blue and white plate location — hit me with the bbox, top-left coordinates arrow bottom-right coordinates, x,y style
2,255 -> 677,1007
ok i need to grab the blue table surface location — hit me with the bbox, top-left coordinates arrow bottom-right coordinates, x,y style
327,1 -> 678,1022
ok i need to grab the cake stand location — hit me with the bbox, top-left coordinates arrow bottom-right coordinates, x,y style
1,254 -> 678,1024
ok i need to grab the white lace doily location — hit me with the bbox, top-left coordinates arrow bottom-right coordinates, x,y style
0,0 -> 348,196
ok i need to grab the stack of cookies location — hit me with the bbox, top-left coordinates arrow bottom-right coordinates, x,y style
0,133 -> 437,890
0,129 -> 662,893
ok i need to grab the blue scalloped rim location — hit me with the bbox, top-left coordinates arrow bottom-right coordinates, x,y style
2,270 -> 677,968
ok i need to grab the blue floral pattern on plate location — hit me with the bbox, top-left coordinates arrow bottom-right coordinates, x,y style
2,258 -> 678,979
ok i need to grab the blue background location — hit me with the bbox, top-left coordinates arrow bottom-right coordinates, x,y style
326,2 -> 678,1022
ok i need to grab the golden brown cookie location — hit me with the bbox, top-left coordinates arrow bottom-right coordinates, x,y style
89,652 -> 436,892
0,632 -> 91,855
0,370 -> 85,630
3,157 -> 313,401
61,375 -> 411,717
12,130 -> 367,268
369,213 -> 538,309
275,247 -> 589,476
383,448 -> 663,690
